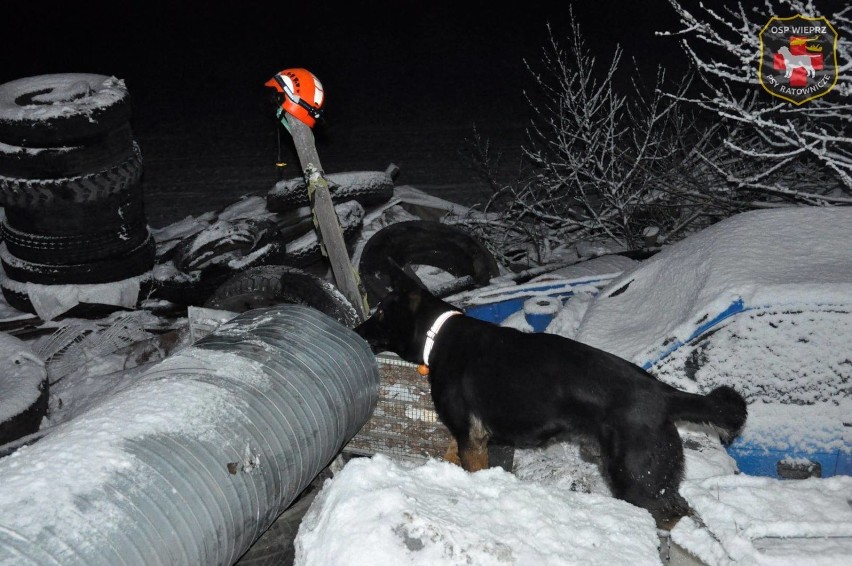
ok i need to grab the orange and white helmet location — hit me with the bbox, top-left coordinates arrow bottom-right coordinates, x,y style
265,68 -> 325,128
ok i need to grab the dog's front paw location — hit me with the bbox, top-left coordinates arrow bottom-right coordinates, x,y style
460,449 -> 490,472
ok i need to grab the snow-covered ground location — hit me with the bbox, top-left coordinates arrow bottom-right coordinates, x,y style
295,206 -> 852,566
1,200 -> 850,565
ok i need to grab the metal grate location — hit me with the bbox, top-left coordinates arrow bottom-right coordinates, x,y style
346,354 -> 453,462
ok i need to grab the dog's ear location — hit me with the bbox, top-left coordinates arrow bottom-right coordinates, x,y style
387,257 -> 406,276
386,257 -> 428,291
386,257 -> 411,288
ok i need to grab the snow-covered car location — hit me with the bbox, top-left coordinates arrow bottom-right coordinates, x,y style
575,207 -> 852,479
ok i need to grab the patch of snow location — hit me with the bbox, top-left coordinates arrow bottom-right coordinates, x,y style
0,74 -> 126,122
672,474 -> 852,565
295,454 -> 662,566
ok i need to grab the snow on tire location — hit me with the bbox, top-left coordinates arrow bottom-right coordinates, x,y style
0,123 -> 135,179
0,218 -> 150,265
205,265 -> 360,328
0,142 -> 142,209
152,219 -> 290,307
0,233 -> 155,286
267,168 -> 395,213
0,73 -> 131,146
171,218 -> 286,273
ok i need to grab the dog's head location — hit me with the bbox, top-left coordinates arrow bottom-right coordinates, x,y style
354,261 -> 451,362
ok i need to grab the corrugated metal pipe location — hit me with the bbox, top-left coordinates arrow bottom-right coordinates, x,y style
0,304 -> 378,565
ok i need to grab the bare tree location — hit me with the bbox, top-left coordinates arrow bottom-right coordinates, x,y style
659,0 -> 852,205
457,2 -> 850,271
457,16 -> 716,268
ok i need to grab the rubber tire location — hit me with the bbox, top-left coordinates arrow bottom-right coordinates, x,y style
0,123 -> 135,179
2,180 -> 147,235
153,233 -> 290,308
0,376 -> 48,448
1,218 -> 150,265
358,220 -> 501,306
151,247 -> 288,307
281,200 -> 365,269
0,142 -> 142,209
267,170 -> 394,213
172,218 -> 285,273
0,278 -> 34,314
1,233 -> 155,285
0,73 -> 131,146
205,265 -> 360,328
283,215 -> 364,269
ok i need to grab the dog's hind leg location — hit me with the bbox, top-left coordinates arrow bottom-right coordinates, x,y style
600,421 -> 689,529
457,415 -> 490,472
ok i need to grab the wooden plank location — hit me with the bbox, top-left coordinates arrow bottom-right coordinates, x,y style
286,115 -> 370,320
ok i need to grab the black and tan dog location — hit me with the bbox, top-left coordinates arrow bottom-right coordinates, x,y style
354,266 -> 748,529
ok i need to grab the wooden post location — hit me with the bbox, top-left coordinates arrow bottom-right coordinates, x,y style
285,115 -> 370,321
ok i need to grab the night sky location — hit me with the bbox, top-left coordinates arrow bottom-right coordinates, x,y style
1,1 -> 684,225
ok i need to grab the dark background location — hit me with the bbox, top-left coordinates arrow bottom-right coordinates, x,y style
1,1 -> 685,227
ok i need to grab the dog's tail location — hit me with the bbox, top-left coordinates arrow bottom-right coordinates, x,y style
668,386 -> 747,443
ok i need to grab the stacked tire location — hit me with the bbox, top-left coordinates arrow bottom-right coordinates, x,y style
0,73 -> 154,316
266,167 -> 397,214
